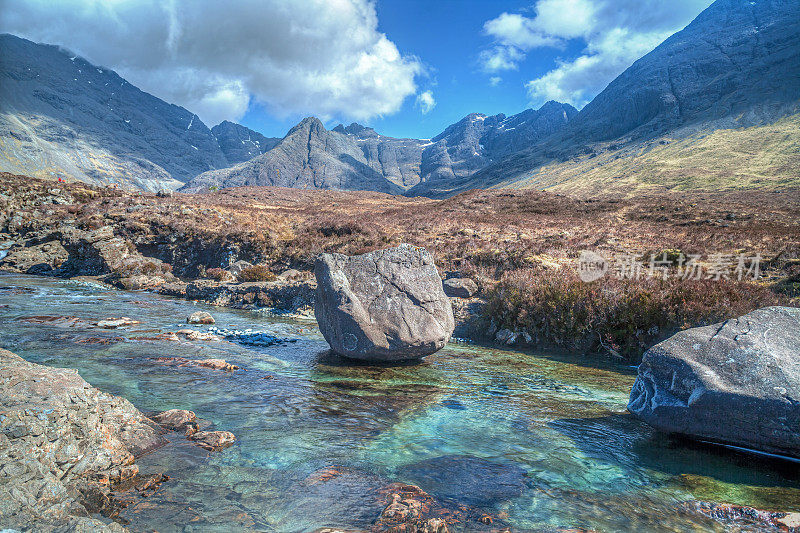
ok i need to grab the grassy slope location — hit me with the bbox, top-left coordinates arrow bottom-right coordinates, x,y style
500,114 -> 800,197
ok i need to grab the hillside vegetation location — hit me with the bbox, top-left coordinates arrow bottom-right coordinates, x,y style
2,174 -> 799,360
504,114 -> 800,196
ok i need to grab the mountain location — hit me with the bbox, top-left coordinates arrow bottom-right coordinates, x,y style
0,33 -> 232,191
182,117 -> 405,193
182,101 -> 577,193
410,0 -> 800,197
0,31 -> 576,195
6,0 -> 796,198
211,121 -> 280,165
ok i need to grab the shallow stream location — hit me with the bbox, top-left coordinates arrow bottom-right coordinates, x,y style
1,272 -> 797,532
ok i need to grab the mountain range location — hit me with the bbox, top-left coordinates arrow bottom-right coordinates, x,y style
419,0 -> 800,197
0,0 -> 798,196
181,101 -> 577,193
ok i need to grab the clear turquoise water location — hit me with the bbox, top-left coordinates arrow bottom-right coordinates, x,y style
1,272 -> 798,532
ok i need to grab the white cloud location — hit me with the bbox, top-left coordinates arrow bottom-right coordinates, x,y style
532,0 -> 596,38
479,46 -> 526,72
0,0 -> 423,126
489,77 -> 502,87
527,27 -> 673,106
480,0 -> 713,106
483,12 -> 561,50
416,90 -> 436,114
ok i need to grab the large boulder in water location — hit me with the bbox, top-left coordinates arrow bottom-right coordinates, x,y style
314,244 -> 454,361
628,306 -> 800,458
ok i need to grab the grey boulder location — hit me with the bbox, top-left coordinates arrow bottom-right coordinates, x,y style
314,244 -> 454,361
628,306 -> 800,458
443,277 -> 478,298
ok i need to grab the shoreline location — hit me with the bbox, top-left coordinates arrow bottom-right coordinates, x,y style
1,174 -> 797,365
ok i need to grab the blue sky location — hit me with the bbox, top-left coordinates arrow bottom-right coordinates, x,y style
241,0 -> 588,139
1,0 -> 713,140
240,0 -> 712,139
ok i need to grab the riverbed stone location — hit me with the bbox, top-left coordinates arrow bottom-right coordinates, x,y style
175,329 -> 224,341
401,455 -> 528,506
152,409 -> 199,435
187,311 -> 215,324
189,430 -> 236,451
628,306 -> 800,458
96,317 -> 140,328
314,244 -> 454,361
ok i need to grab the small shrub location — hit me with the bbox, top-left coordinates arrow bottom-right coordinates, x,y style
317,221 -> 365,237
205,267 -> 228,281
482,269 -> 787,362
239,264 -> 276,282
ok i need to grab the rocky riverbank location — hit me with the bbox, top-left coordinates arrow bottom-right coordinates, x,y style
0,348 -> 236,531
2,173 -> 798,362
0,230 -> 486,339
0,348 -> 163,531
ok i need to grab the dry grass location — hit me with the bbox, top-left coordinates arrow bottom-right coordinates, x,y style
2,172 -> 799,360
503,113 -> 800,196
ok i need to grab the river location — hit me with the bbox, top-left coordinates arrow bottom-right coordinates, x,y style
0,272 -> 797,532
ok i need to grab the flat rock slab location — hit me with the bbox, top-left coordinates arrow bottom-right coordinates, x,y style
314,244 -> 454,362
628,306 -> 800,458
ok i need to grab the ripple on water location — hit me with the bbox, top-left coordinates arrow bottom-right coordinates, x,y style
1,271 -> 798,533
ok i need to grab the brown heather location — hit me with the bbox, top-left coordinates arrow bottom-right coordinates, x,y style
2,173 -> 798,361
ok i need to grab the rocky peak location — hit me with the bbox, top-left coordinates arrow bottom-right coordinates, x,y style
211,120 -> 279,165
332,122 -> 378,137
297,116 -> 325,129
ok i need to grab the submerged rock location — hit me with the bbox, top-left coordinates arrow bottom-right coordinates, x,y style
682,501 -> 800,532
189,430 -> 236,451
307,467 -> 502,533
628,306 -> 800,458
195,358 -> 239,371
174,329 -> 223,341
151,356 -> 238,371
96,316 -> 141,328
208,326 -> 290,346
151,410 -> 235,451
314,244 -> 454,361
18,314 -> 87,328
152,409 -> 198,436
380,488 -> 450,533
187,310 -> 215,324
402,455 -> 528,506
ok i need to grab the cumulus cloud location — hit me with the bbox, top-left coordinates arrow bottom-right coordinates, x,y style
489,77 -> 502,87
0,0 -> 423,126
416,90 -> 436,114
479,45 -> 527,72
480,0 -> 713,106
